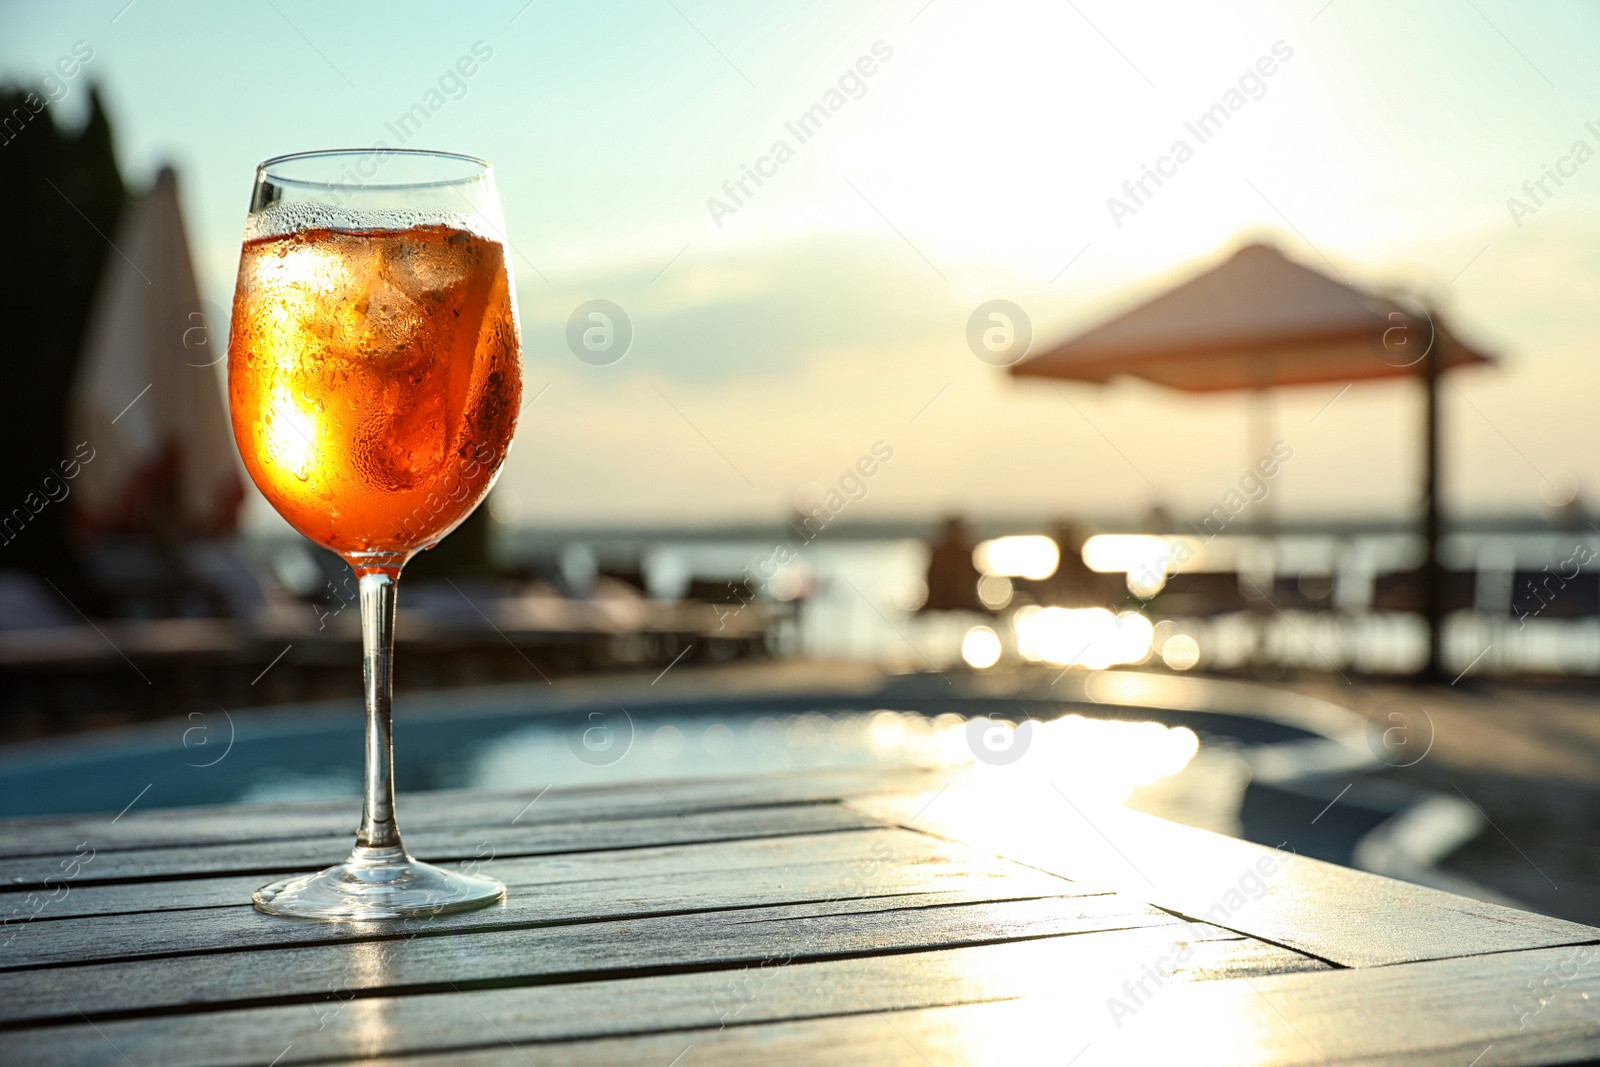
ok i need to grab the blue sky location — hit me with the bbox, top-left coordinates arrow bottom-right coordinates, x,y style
4,0 -> 1600,528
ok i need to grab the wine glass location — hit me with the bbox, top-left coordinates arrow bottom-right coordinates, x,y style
228,149 -> 522,919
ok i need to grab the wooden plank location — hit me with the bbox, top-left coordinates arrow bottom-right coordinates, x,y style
0,803 -> 879,888
0,828 -> 1059,923
0,767 -> 954,857
0,923 -> 1324,1066
849,781 -> 1600,967
1,893 -> 1168,1026
1,870 -> 264,920
0,830 -> 1082,972
360,942 -> 1599,1067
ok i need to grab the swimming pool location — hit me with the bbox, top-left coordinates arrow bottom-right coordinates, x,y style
0,672 -> 1335,815
0,670 -> 1489,900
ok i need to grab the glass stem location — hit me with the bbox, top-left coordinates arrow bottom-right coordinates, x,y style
357,571 -> 403,851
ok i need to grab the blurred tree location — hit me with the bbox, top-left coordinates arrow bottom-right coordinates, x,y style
0,86 -> 124,609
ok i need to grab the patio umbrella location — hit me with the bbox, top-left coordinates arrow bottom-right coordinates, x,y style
1010,241 -> 1495,680
69,165 -> 242,538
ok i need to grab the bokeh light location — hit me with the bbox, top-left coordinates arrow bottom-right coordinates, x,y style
961,625 -> 1003,669
1012,606 -> 1154,668
972,536 -> 1060,580
1162,634 -> 1202,671
976,574 -> 1014,610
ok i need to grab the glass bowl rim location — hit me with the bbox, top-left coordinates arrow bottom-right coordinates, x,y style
255,148 -> 492,191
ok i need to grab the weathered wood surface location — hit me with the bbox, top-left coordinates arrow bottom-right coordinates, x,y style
1,766 -> 1597,1066
0,831 -> 1085,975
0,803 -> 879,886
0,826 -> 1058,921
0,766 -> 954,857
849,780 -> 1600,968
284,945 -> 1600,1067
4,894 -> 1168,1025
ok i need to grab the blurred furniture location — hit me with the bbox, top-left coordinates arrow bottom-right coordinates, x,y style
0,572 -> 76,631
1148,571 -> 1248,617
0,590 -> 775,733
1371,567 -> 1477,614
919,516 -> 984,613
1510,569 -> 1600,619
1268,572 -> 1336,612
1013,569 -> 1127,610
79,539 -> 268,620
1014,523 -> 1126,609
3,765 -> 1597,1063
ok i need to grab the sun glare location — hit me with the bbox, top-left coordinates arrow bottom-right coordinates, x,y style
973,535 -> 1060,580
264,386 -> 317,483
1013,606 -> 1154,668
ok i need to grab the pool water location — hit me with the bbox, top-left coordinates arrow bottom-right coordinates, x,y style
0,670 -> 1515,914
0,689 -> 1213,820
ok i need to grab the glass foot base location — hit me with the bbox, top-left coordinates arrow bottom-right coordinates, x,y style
254,845 -> 505,921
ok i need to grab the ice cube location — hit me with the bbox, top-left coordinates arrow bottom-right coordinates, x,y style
386,228 -> 473,297
349,274 -> 422,361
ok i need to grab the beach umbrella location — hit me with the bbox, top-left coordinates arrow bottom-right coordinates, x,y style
69,166 -> 242,538
1010,241 -> 1495,679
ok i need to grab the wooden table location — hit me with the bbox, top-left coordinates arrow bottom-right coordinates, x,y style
3,765 -> 1599,1065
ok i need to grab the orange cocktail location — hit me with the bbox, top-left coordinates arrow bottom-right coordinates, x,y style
228,224 -> 520,561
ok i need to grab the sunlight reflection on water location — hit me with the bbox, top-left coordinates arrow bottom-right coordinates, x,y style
460,709 -> 1199,809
